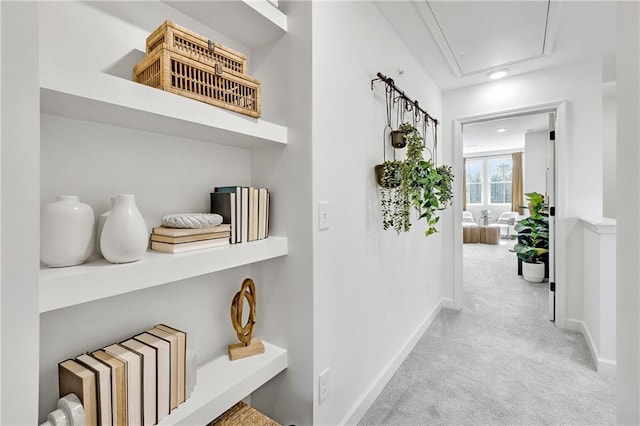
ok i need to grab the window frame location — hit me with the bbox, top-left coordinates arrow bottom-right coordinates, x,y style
465,159 -> 484,205
487,156 -> 513,205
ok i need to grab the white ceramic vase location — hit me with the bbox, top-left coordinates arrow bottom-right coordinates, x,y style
95,196 -> 116,256
522,261 -> 545,283
100,194 -> 148,264
41,195 -> 95,267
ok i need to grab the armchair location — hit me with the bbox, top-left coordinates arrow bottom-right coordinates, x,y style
489,211 -> 519,238
462,211 -> 475,225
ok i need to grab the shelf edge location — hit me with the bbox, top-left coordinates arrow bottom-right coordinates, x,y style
40,72 -> 287,147
158,342 -> 287,425
242,0 -> 288,33
39,237 -> 288,313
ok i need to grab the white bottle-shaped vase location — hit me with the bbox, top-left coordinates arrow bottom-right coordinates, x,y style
95,196 -> 116,256
100,194 -> 148,264
41,195 -> 95,267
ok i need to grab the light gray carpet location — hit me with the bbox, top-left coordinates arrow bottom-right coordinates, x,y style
359,241 -> 616,425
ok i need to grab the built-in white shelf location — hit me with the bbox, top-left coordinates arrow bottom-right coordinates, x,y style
39,237 -> 288,313
40,71 -> 287,149
165,0 -> 287,49
158,342 -> 287,425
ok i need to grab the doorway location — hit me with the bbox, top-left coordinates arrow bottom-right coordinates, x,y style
452,102 -> 567,327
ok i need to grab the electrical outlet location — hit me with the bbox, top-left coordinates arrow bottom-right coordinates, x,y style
319,367 -> 330,403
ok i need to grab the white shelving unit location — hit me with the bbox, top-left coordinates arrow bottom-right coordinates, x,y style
35,1 -> 291,423
158,342 -> 287,425
40,237 -> 288,313
41,71 -> 287,149
165,0 -> 287,49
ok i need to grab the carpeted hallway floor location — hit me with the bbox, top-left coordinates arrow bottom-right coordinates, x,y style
359,240 -> 616,425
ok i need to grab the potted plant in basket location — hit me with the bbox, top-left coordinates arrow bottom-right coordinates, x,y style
513,192 -> 549,282
377,122 -> 454,236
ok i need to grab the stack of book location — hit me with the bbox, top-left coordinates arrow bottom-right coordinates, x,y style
58,324 -> 189,426
210,186 -> 270,244
149,224 -> 232,254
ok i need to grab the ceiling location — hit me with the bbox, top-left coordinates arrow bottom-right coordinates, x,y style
424,1 -> 554,77
375,0 -> 617,91
374,0 -> 616,153
463,113 -> 550,155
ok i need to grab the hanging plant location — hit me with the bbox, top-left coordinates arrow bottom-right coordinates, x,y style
435,164 -> 454,208
371,73 -> 453,237
379,160 -> 410,233
390,130 -> 407,148
377,122 -> 454,237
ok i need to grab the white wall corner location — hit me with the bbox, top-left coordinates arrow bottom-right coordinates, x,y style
440,297 -> 455,309
567,319 -> 616,377
339,299 -> 447,426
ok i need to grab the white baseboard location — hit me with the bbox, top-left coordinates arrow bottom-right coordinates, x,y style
441,297 -> 455,309
565,318 -> 583,333
339,298 -> 447,426
597,357 -> 617,376
567,319 -> 616,377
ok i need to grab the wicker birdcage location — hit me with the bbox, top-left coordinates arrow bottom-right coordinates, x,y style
134,21 -> 261,118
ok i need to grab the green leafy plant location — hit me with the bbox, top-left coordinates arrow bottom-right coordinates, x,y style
380,160 -> 410,233
377,122 -> 454,236
513,192 -> 549,263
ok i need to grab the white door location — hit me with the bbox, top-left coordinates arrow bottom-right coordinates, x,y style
547,112 -> 556,321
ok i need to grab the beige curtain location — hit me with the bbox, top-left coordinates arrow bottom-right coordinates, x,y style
512,152 -> 523,214
462,158 -> 467,211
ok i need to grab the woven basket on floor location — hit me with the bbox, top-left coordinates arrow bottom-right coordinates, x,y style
208,401 -> 280,426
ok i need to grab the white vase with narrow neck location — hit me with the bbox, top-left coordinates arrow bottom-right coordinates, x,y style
41,195 -> 95,267
95,196 -> 116,256
100,194 -> 148,264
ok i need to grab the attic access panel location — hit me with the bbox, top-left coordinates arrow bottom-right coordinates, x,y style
425,0 -> 552,76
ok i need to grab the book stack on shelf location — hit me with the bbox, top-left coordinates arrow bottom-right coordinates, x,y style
150,224 -> 232,254
58,324 -> 189,426
211,187 -> 270,244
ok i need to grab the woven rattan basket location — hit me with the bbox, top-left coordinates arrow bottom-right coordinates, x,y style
208,401 -> 280,426
134,44 -> 261,118
146,21 -> 248,75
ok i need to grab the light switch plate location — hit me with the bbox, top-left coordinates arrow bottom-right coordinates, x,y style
318,201 -> 329,230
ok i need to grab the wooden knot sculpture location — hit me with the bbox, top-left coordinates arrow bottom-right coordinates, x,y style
228,278 -> 265,360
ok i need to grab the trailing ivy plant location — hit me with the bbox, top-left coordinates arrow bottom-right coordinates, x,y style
377,122 -> 455,236
380,160 -> 410,233
435,164 -> 454,209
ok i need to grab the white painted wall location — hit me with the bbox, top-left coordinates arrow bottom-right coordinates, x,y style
249,2 -> 314,424
1,2 -> 40,424
0,2 -> 3,421
616,2 -> 640,423
524,130 -> 547,196
311,3 -> 445,424
603,93 -> 617,219
443,58 -> 603,328
581,218 -> 616,376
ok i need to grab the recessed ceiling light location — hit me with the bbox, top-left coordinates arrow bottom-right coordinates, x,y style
496,128 -> 507,133
488,69 -> 509,80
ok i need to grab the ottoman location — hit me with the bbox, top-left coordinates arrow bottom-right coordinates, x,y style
463,224 -> 479,243
479,225 -> 500,245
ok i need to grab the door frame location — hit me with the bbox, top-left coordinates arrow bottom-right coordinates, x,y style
452,100 -> 568,328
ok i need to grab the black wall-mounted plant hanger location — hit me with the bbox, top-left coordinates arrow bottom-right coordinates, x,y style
371,72 -> 439,129
372,72 -> 439,164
